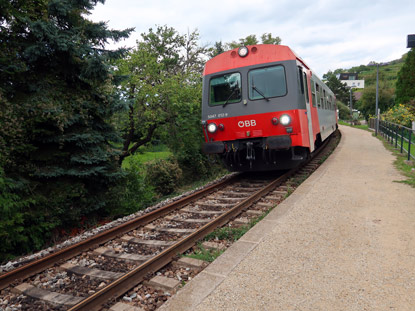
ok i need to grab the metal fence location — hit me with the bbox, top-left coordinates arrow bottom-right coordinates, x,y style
373,119 -> 415,161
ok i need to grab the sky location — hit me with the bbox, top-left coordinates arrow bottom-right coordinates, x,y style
90,0 -> 414,77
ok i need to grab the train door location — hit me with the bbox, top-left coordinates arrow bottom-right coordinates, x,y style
299,67 -> 315,152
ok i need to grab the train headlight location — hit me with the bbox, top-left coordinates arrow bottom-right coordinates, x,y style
280,114 -> 291,126
238,46 -> 249,57
207,123 -> 218,133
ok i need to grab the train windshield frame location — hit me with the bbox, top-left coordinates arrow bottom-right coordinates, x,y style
248,65 -> 287,100
209,72 -> 242,106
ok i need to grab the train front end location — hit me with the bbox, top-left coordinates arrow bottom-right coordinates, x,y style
202,45 -> 313,171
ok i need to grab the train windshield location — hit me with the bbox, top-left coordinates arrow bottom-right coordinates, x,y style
248,65 -> 287,100
209,73 -> 241,106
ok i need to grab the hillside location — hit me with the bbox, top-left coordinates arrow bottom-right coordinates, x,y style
332,53 -> 407,90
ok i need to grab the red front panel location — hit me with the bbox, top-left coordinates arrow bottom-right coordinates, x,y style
204,109 -> 311,148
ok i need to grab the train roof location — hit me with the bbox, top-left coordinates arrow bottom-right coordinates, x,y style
204,44 -> 310,76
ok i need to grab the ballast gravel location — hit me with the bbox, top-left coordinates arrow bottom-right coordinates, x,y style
0,173 -> 237,273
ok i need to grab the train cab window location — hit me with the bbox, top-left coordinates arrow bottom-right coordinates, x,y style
311,80 -> 316,107
248,65 -> 287,100
209,73 -> 242,106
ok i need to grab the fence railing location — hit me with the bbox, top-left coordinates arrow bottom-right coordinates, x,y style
374,120 -> 415,161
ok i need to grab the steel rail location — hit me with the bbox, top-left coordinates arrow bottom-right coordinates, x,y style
68,168 -> 296,311
0,174 -> 240,290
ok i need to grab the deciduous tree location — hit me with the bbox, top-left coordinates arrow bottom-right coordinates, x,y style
226,33 -> 281,50
115,26 -> 207,163
396,48 -> 415,105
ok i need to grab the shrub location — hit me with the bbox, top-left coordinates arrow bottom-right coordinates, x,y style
176,147 -> 210,181
145,157 -> 182,195
337,101 -> 352,120
383,103 -> 415,127
108,163 -> 156,217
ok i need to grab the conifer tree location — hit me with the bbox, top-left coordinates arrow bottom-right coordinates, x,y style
0,0 -> 133,253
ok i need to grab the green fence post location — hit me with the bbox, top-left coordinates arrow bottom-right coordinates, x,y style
395,125 -> 398,148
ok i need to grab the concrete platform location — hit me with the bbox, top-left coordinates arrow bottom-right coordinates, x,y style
159,125 -> 415,311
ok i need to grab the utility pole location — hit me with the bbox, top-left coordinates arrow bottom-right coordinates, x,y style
375,63 -> 379,135
349,87 -> 353,124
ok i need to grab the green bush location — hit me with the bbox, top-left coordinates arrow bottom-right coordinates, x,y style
383,102 -> 415,127
176,147 -> 210,181
337,100 -> 352,120
108,163 -> 156,217
145,157 -> 182,195
0,168 -> 43,262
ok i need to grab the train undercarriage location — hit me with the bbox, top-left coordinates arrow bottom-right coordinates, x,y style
205,136 -> 310,172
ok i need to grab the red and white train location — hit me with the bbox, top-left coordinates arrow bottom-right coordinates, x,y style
201,44 -> 338,171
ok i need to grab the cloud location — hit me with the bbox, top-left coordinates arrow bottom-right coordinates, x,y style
90,0 -> 415,76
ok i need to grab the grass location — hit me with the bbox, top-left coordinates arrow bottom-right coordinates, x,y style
185,245 -> 224,263
204,225 -> 251,242
122,150 -> 172,169
338,120 -> 369,131
203,210 -> 271,242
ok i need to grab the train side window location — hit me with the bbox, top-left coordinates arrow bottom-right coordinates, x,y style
316,84 -> 321,108
320,86 -> 324,108
311,80 -> 316,107
298,67 -> 304,95
323,89 -> 326,109
303,72 -> 309,103
209,72 -> 242,106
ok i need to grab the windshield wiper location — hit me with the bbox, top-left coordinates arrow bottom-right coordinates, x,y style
252,84 -> 270,101
223,85 -> 240,107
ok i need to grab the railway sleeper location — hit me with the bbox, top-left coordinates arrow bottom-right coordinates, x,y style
110,302 -> 144,311
120,236 -> 175,247
197,202 -> 234,209
172,257 -> 207,272
179,207 -> 224,215
60,262 -> 123,280
93,247 -> 151,262
13,283 -> 83,307
144,275 -> 181,293
246,209 -> 263,216
145,224 -> 196,234
231,186 -> 262,192
256,202 -> 275,208
233,217 -> 250,226
205,196 -> 242,203
265,195 -> 284,200
165,215 -> 211,224
216,190 -> 252,197
201,241 -> 226,251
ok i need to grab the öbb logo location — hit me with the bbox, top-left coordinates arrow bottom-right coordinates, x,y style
238,120 -> 256,128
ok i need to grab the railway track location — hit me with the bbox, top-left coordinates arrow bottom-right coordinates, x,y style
0,130 -> 340,311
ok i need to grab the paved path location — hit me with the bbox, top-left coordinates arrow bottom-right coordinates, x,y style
160,125 -> 415,311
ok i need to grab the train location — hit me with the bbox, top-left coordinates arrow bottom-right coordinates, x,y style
201,44 -> 338,171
